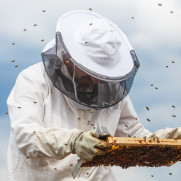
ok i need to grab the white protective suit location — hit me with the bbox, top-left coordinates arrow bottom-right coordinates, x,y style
7,62 -> 153,181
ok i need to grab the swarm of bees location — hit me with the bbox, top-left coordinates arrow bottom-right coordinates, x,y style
82,137 -> 181,168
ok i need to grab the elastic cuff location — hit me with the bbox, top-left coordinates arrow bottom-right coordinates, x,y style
70,131 -> 84,153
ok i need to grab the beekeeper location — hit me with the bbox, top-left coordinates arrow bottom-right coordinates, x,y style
7,10 -> 181,181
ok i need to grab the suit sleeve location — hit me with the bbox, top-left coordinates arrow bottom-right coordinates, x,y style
114,96 -> 152,138
7,67 -> 79,160
150,127 -> 181,139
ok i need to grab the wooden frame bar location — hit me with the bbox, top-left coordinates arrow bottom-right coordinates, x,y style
108,137 -> 181,147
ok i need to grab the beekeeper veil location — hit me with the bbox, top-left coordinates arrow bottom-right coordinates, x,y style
41,10 -> 140,110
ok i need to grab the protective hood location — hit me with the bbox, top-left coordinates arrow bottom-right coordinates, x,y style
41,10 -> 140,110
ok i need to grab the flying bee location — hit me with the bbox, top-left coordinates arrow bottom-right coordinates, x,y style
146,106 -> 149,110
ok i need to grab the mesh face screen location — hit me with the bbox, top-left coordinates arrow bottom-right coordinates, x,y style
41,33 -> 140,109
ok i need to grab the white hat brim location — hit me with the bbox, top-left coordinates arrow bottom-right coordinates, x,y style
56,10 -> 134,79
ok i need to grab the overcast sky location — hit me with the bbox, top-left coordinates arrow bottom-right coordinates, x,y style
0,0 -> 181,180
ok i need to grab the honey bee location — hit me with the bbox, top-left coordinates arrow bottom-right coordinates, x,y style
54,67 -> 60,70
112,139 -> 118,146
158,3 -> 162,6
33,101 -> 37,104
11,60 -> 15,62
14,65 -> 18,68
89,8 -> 92,11
146,106 -> 149,111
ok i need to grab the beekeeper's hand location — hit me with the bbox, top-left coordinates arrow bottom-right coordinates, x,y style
150,127 -> 181,139
71,130 -> 110,161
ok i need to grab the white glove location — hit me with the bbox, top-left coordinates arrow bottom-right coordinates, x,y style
150,127 -> 181,139
71,130 -> 110,161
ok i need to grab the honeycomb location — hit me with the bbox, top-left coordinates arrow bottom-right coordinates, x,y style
82,137 -> 181,168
